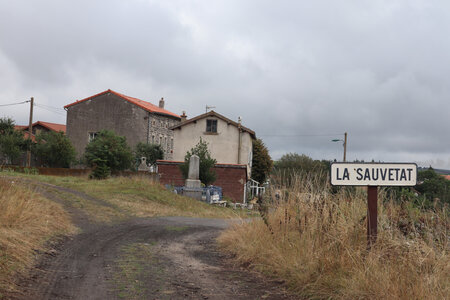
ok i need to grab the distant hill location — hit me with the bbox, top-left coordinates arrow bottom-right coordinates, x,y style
418,167 -> 450,175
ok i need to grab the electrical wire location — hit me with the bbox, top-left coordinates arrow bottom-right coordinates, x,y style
35,103 -> 66,112
0,100 -> 28,107
34,104 -> 66,116
259,133 -> 345,137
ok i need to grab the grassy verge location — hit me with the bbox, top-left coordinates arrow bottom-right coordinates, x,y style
1,171 -> 247,220
0,177 -> 75,296
218,174 -> 449,299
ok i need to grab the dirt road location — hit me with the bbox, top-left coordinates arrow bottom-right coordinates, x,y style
14,182 -> 295,300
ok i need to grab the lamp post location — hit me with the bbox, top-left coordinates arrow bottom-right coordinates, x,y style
331,132 -> 347,162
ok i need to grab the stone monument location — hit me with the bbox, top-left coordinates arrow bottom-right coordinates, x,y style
183,155 -> 203,200
137,157 -> 149,171
185,155 -> 201,188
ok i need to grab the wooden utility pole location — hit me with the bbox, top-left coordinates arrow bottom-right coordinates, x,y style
343,132 -> 347,162
367,186 -> 378,248
26,97 -> 34,167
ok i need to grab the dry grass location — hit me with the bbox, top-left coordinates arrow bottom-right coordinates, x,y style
3,172 -> 246,220
218,173 -> 449,299
0,178 -> 75,296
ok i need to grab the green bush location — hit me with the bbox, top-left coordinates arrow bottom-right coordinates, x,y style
180,138 -> 217,186
251,138 -> 272,184
0,117 -> 26,164
135,142 -> 164,166
34,131 -> 76,168
84,130 -> 133,179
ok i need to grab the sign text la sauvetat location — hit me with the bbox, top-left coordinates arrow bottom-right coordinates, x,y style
330,163 -> 417,186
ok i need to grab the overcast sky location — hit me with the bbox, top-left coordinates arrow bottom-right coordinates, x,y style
1,0 -> 449,168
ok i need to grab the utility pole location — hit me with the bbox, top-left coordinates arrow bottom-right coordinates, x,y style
343,132 -> 347,162
26,97 -> 34,167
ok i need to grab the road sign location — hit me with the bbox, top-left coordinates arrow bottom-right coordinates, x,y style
330,163 -> 417,186
330,162 -> 417,248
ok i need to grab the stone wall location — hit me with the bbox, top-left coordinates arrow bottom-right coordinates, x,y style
147,114 -> 180,160
157,160 -> 247,203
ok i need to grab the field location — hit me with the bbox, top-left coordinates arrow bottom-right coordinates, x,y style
219,173 -> 449,299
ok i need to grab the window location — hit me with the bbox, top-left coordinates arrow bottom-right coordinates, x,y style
88,132 -> 98,142
206,119 -> 217,133
151,135 -> 155,144
159,136 -> 162,145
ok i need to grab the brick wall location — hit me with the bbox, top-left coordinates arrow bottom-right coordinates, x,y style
157,160 -> 247,203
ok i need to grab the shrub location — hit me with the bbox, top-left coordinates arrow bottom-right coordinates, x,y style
251,138 -> 272,184
180,138 -> 217,185
34,131 -> 76,168
135,142 -> 164,166
84,130 -> 133,178
0,118 -> 26,165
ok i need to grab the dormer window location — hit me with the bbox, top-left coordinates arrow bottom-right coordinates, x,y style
206,119 -> 217,133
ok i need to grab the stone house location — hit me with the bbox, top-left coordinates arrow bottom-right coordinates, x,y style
64,89 -> 181,159
170,110 -> 256,177
16,121 -> 66,141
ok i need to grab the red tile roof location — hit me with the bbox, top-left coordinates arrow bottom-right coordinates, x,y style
64,89 -> 180,119
443,175 -> 450,181
14,125 -> 27,130
18,121 -> 66,133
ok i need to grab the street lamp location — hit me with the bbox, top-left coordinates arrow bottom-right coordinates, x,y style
331,132 -> 347,162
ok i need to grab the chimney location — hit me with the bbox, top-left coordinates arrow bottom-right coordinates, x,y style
181,111 -> 187,122
159,97 -> 165,109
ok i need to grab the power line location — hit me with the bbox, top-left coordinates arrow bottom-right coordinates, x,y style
35,103 -> 65,111
34,104 -> 66,116
0,100 -> 28,107
259,133 -> 345,137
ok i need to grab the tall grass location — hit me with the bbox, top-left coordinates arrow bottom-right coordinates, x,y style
0,178 -> 74,295
218,172 -> 449,299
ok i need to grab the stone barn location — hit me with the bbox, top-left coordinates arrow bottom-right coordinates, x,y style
64,89 -> 181,159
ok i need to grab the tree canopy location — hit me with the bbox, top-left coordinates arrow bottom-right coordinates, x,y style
34,131 -> 76,168
0,117 -> 26,165
415,168 -> 450,206
251,138 -> 273,183
84,130 -> 134,178
135,142 -> 164,166
180,138 -> 217,186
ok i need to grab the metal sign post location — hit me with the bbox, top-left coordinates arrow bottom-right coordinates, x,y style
330,163 -> 417,248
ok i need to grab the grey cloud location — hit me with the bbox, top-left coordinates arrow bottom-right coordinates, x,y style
0,0 -> 449,168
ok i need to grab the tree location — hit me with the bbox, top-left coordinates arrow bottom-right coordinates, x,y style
273,153 -> 330,186
0,117 -> 25,164
415,168 -> 450,206
275,153 -> 327,173
34,131 -> 76,168
180,138 -> 217,186
251,138 -> 273,183
84,130 -> 133,179
135,142 -> 164,166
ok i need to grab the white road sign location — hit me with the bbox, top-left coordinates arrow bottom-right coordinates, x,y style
330,163 -> 417,186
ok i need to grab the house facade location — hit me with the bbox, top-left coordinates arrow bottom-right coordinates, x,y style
64,89 -> 181,159
170,111 -> 255,176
